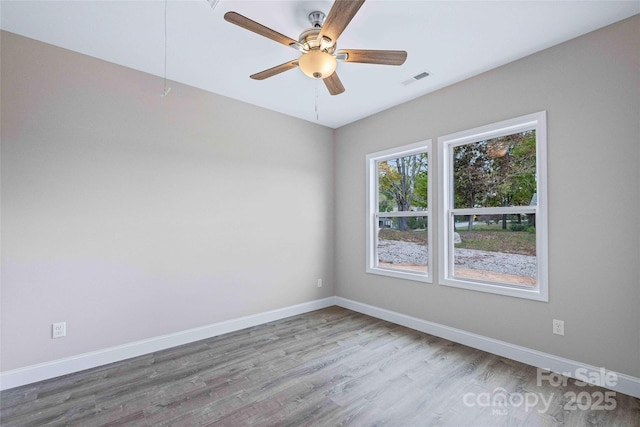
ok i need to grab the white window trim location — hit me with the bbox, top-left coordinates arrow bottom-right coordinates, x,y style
437,111 -> 548,301
366,140 -> 433,283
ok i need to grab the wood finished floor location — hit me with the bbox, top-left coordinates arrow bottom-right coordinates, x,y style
1,307 -> 638,426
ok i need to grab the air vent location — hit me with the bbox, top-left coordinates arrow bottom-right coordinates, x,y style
401,71 -> 431,86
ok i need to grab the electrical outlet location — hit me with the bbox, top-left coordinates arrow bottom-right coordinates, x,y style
52,322 -> 66,339
317,278 -> 323,288
552,319 -> 564,336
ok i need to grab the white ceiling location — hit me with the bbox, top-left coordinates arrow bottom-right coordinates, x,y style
2,0 -> 638,128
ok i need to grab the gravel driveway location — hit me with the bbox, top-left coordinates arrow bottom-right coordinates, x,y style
377,239 -> 536,278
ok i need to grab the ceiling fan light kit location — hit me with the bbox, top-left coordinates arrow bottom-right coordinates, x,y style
299,50 -> 337,79
224,0 -> 407,95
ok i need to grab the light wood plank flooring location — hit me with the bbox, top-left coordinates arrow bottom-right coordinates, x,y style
1,306 -> 639,426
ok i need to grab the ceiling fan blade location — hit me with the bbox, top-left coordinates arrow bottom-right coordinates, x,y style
323,72 -> 345,96
224,12 -> 303,51
318,0 -> 366,45
338,49 -> 407,65
250,60 -> 299,80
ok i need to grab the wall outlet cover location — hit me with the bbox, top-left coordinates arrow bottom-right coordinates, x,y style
52,322 -> 66,339
552,319 -> 564,336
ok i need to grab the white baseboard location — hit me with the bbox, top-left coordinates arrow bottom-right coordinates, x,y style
334,297 -> 640,399
3,295 -> 639,400
0,297 -> 337,391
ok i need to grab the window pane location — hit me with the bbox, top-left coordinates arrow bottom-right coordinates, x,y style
453,214 -> 536,286
453,130 -> 536,209
377,216 -> 428,274
377,153 -> 428,212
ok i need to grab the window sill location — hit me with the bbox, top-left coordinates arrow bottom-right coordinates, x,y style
367,266 -> 431,283
439,277 -> 548,301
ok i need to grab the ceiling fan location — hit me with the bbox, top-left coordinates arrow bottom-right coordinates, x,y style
224,0 -> 407,95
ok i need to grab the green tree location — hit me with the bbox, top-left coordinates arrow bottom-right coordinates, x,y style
378,153 -> 428,231
485,131 -> 537,228
453,142 -> 490,231
413,170 -> 428,209
453,132 -> 536,231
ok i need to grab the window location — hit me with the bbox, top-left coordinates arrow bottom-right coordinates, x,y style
438,112 -> 548,301
366,140 -> 432,282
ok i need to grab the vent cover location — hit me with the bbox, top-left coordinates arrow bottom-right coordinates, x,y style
401,71 -> 430,86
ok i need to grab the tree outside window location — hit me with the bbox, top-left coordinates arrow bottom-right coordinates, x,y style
366,141 -> 432,282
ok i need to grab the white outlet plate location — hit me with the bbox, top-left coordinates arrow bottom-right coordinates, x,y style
552,319 -> 564,336
52,322 -> 66,339
317,278 -> 322,288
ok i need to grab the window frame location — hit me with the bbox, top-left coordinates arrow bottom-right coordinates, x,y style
437,111 -> 548,301
366,140 -> 433,283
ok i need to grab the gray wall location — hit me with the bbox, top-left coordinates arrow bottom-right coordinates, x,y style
335,16 -> 640,377
1,31 -> 335,370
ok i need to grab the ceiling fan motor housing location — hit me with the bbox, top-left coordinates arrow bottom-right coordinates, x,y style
298,29 -> 336,53
299,11 -> 335,54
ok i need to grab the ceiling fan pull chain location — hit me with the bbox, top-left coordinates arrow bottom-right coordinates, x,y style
160,0 -> 171,97
315,80 -> 319,121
